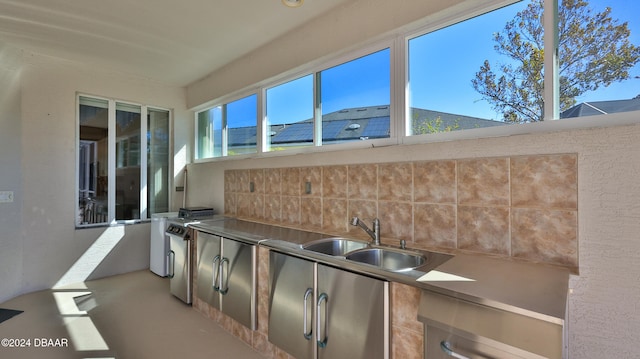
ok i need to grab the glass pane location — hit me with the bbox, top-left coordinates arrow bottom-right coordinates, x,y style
321,49 -> 390,144
266,75 -> 314,151
148,108 -> 170,215
559,0 -> 640,119
116,102 -> 141,220
78,96 -> 109,225
227,94 -> 257,156
196,106 -> 222,159
408,1 -> 529,133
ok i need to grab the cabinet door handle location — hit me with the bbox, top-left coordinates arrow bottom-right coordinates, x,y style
212,255 -> 221,292
303,288 -> 313,340
219,257 -> 230,295
316,292 -> 329,348
167,250 -> 175,278
440,341 -> 470,359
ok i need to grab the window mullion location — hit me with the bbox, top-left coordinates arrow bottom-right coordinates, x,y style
314,72 -> 322,146
107,99 -> 116,224
544,0 -> 559,120
221,105 -> 228,156
140,106 -> 148,220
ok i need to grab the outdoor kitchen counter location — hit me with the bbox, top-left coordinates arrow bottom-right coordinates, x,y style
189,218 -> 570,324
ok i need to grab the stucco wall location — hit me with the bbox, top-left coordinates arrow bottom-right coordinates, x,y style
0,50 -> 188,302
0,47 -> 24,303
186,121 -> 640,357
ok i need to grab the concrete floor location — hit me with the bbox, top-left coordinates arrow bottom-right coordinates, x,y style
0,270 -> 265,359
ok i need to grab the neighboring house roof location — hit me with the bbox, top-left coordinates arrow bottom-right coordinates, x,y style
228,105 -> 504,146
560,96 -> 640,118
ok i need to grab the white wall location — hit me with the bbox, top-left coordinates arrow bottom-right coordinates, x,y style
0,49 -> 188,302
0,46 -> 24,302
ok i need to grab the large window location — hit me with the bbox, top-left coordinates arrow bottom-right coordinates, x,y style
77,95 -> 170,226
265,75 -> 314,151
407,0 -> 639,134
194,0 -> 639,158
196,94 -> 257,159
320,49 -> 391,144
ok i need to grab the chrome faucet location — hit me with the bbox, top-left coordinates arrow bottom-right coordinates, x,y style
351,217 -> 380,245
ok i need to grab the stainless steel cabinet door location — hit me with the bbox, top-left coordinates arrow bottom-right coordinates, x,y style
269,251 -> 315,359
220,238 -> 256,330
196,232 -> 222,308
169,234 -> 191,303
317,264 -> 388,359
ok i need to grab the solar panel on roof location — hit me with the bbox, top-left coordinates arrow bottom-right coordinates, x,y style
228,127 -> 257,146
360,117 -> 390,138
322,120 -> 348,140
272,122 -> 314,144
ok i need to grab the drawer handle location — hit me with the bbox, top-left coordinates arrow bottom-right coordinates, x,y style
440,341 -> 470,359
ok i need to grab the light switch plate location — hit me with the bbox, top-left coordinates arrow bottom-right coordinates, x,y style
0,191 -> 14,203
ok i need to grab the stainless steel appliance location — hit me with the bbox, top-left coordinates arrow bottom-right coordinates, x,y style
150,211 -> 178,277
165,207 -> 215,304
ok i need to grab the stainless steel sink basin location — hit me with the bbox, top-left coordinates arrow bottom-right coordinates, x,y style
302,237 -> 369,256
346,248 -> 426,272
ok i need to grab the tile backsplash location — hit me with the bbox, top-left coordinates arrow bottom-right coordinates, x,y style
224,153 -> 578,270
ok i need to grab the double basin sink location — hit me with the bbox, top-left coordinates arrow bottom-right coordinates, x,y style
301,237 -> 426,272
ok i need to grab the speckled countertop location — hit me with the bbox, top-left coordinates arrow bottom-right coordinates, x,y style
189,217 -> 569,324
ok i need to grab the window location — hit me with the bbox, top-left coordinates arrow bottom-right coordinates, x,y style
320,49 -> 391,144
194,0 -> 639,157
265,75 -> 314,151
407,1 -> 529,135
77,95 -> 170,226
196,94 -> 257,159
558,0 -> 640,118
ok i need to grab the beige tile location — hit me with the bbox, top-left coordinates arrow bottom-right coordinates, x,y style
511,154 -> 578,209
281,196 -> 300,226
322,198 -> 348,233
379,162 -> 413,202
457,205 -> 510,255
264,194 -> 282,223
300,166 -> 322,197
391,324 -> 423,359
249,194 -> 264,220
237,169 -> 251,193
414,160 -> 456,204
282,167 -> 300,196
391,283 -> 423,333
264,168 -> 282,195
348,163 -> 378,200
458,157 -> 510,206
414,203 -> 456,250
236,193 -> 251,218
249,169 -> 264,194
322,165 -> 348,198
224,193 -> 237,216
511,208 -> 578,267
224,170 -> 237,193
301,197 -> 322,229
379,201 -> 413,242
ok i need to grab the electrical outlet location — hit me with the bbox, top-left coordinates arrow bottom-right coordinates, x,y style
0,191 -> 14,203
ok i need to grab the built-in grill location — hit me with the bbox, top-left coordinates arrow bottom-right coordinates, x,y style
165,207 -> 215,304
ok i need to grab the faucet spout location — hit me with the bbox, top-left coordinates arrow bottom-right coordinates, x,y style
351,217 -> 380,245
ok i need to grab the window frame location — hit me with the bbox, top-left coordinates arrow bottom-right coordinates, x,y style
193,0 -> 640,162
76,93 -> 172,228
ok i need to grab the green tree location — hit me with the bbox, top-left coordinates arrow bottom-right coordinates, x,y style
472,0 -> 640,123
412,116 -> 461,134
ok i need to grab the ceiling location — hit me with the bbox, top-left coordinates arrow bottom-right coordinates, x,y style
0,0 -> 350,87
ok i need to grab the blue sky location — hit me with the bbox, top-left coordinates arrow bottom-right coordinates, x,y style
228,0 -> 639,127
